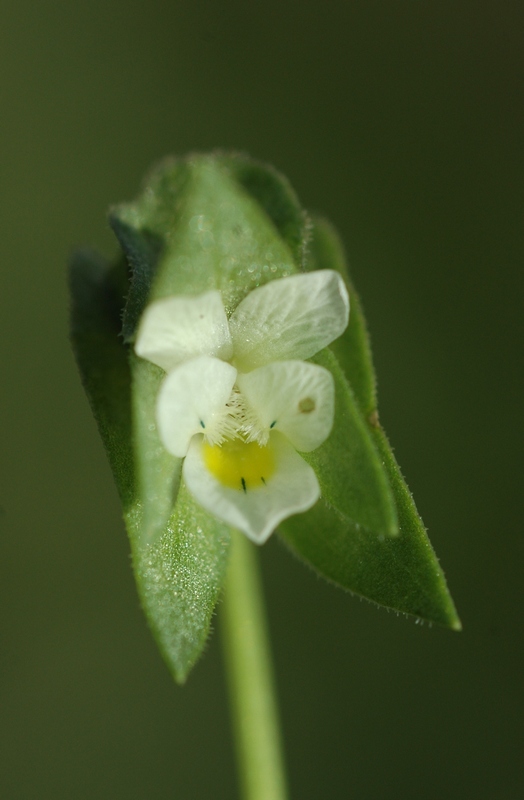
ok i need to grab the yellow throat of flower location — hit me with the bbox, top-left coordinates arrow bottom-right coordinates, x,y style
203,438 -> 275,493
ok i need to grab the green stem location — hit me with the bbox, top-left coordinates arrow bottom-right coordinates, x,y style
220,530 -> 289,800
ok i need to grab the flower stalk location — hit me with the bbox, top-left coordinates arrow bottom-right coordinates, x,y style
220,530 -> 289,800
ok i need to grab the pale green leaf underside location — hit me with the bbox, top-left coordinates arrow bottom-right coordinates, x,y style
126,485 -> 230,682
110,154 -> 300,327
112,154 -> 398,542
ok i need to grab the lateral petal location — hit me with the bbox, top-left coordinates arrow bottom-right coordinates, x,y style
228,270 -> 349,371
135,291 -> 233,372
237,360 -> 335,452
183,432 -> 320,544
156,356 -> 237,457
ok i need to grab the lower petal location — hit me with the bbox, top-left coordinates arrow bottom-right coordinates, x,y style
183,432 -> 320,544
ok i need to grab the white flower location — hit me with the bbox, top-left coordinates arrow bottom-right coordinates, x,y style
135,270 -> 349,544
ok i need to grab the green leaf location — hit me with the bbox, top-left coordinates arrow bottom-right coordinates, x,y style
69,250 -> 231,682
279,218 -> 461,629
69,250 -> 135,509
108,217 -> 164,343
128,352 -> 182,545
127,485 -> 230,683
280,497 -> 460,629
307,217 -> 377,417
305,348 -> 397,537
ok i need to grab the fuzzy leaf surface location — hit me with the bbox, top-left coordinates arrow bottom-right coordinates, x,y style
279,219 -> 461,629
69,250 -> 230,682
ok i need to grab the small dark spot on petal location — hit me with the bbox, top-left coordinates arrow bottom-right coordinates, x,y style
241,477 -> 247,493
298,397 -> 316,413
200,420 -> 206,429
270,420 -> 277,428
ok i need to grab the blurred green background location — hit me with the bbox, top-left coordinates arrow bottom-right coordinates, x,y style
1,2 -> 522,798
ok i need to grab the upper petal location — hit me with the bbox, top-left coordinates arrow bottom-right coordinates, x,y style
183,432 -> 320,544
135,291 -> 233,372
237,360 -> 335,452
228,270 -> 349,371
156,356 -> 237,457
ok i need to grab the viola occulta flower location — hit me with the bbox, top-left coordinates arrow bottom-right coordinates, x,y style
135,270 -> 349,543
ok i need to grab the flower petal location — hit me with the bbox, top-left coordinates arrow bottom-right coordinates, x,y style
183,432 -> 320,544
157,356 -> 237,457
237,360 -> 335,452
228,270 -> 349,371
135,291 -> 233,371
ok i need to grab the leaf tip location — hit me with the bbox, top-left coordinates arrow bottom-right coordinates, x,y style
172,668 -> 189,686
426,599 -> 462,632
450,615 -> 463,632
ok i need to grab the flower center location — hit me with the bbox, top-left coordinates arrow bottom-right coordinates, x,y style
203,439 -> 275,492
203,385 -> 268,447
